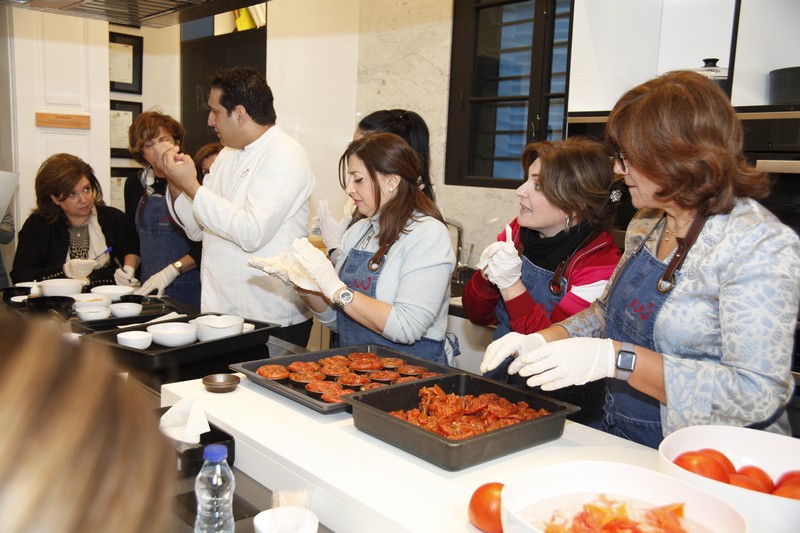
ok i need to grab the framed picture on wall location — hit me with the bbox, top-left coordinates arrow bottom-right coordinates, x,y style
109,167 -> 140,212
109,32 -> 143,94
110,100 -> 142,158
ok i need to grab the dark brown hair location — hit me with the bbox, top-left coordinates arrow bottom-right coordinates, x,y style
605,70 -> 769,215
193,142 -> 224,181
339,133 -> 444,247
521,137 -> 620,229
128,110 -> 185,166
209,66 -> 276,125
33,153 -> 104,225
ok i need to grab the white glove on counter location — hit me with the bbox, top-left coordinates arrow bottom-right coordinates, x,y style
135,264 -> 179,297
476,225 -> 521,289
63,258 -> 97,279
292,238 -> 346,301
114,265 -> 138,287
509,337 -> 616,390
481,332 -> 546,373
311,199 -> 352,252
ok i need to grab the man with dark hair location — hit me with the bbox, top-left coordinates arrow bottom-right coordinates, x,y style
158,66 -> 316,347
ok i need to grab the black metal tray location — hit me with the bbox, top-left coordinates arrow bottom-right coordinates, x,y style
343,373 -> 580,471
230,344 -> 457,414
82,313 -> 279,371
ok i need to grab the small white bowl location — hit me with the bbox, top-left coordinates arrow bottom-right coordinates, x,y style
10,295 -> 28,304
117,330 -> 153,350
242,322 -> 255,333
109,302 -> 143,318
75,305 -> 112,321
659,424 -> 800,533
253,507 -> 318,533
71,293 -> 113,309
195,314 -> 244,342
40,278 -> 85,297
91,285 -> 135,301
147,322 -> 197,347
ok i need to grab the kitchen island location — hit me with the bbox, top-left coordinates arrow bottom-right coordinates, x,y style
162,374 -> 660,532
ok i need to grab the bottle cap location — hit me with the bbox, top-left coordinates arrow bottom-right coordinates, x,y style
203,443 -> 228,462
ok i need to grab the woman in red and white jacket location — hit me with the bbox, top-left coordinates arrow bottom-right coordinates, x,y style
462,137 -> 623,425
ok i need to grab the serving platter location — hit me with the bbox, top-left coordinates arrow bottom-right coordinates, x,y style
230,344 -> 457,414
83,313 -> 278,371
344,373 -> 579,471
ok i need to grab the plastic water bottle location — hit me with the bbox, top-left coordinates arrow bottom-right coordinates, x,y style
194,444 -> 236,533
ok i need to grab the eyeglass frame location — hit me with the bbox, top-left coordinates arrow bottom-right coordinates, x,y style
613,146 -> 627,172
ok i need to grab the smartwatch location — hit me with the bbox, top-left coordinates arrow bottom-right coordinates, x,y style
335,288 -> 354,307
172,260 -> 183,275
615,342 -> 637,381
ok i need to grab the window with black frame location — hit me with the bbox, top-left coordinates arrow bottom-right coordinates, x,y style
445,0 -> 572,188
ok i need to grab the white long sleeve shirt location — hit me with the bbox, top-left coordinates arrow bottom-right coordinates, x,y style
169,125 -> 315,326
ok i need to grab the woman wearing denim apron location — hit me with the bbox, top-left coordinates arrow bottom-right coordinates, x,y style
125,111 -> 202,309
291,133 -> 458,364
462,138 -> 622,425
483,71 -> 800,448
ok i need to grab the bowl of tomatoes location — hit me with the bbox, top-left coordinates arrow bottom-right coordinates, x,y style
658,424 -> 800,533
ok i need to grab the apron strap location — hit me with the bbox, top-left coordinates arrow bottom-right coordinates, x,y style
368,243 -> 392,271
657,210 -> 708,293
746,404 -> 787,430
549,230 -> 601,294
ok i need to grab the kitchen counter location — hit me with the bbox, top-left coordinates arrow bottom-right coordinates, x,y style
162,375 -> 659,532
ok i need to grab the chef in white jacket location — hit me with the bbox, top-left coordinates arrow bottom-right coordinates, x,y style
158,66 -> 316,347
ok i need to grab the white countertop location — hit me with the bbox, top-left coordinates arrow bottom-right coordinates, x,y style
162,375 -> 659,533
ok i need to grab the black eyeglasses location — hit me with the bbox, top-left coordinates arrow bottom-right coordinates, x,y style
614,146 -> 628,172
613,146 -> 627,172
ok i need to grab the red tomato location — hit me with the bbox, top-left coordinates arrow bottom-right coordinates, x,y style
468,482 -> 504,533
737,465 -> 775,493
729,473 -> 769,493
772,483 -> 800,500
776,470 -> 800,488
673,451 -> 730,483
696,448 -> 736,476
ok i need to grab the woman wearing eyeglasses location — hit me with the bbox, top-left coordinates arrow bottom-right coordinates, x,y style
485,71 -> 800,448
125,110 -> 202,308
462,137 -> 623,425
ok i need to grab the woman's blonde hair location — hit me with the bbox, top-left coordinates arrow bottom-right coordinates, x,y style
0,313 -> 175,533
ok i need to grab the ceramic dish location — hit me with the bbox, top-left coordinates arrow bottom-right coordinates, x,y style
39,278 -> 85,296
71,293 -> 113,309
90,285 -> 135,301
202,373 -> 240,393
117,330 -> 153,350
75,306 -> 112,321
147,322 -> 197,347
109,302 -> 143,318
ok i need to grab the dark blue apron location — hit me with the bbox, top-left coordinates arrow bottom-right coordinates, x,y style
335,228 -> 456,365
601,217 -> 785,448
485,256 -> 606,425
136,189 -> 201,309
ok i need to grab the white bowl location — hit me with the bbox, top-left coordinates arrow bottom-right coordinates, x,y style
40,278 -> 85,297
146,322 -> 197,347
75,305 -> 111,321
253,507 -> 318,533
194,314 -> 244,342
501,460 -> 745,533
109,302 -> 143,318
10,295 -> 28,303
71,293 -> 113,309
90,285 -> 135,301
15,281 -> 37,288
659,424 -> 800,533
117,330 -> 153,350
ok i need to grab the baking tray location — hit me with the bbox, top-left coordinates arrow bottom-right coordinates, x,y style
230,344 -> 457,414
82,313 -> 279,371
343,373 -> 580,471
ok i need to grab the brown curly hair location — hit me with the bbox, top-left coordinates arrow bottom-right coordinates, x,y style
128,110 -> 184,167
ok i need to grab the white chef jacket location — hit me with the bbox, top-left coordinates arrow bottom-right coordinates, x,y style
168,124 -> 315,326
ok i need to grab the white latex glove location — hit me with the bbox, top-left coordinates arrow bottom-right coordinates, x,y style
63,258 -> 97,279
134,264 -> 179,297
508,337 -> 616,390
481,332 -> 547,373
291,237 -> 346,301
317,199 -> 351,251
114,265 -> 138,287
475,225 -> 521,289
248,253 -> 321,293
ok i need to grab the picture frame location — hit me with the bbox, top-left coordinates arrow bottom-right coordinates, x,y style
109,167 -> 141,212
110,100 -> 142,158
109,32 -> 143,94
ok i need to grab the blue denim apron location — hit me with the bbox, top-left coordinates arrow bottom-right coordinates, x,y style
136,191 -> 201,309
335,231 -> 455,365
485,256 -> 606,424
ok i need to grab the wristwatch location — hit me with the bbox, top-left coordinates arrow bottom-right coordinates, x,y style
615,342 -> 637,381
335,288 -> 354,307
171,260 -> 183,275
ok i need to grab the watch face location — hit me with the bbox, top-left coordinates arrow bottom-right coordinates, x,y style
339,289 -> 354,305
617,350 -> 636,371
